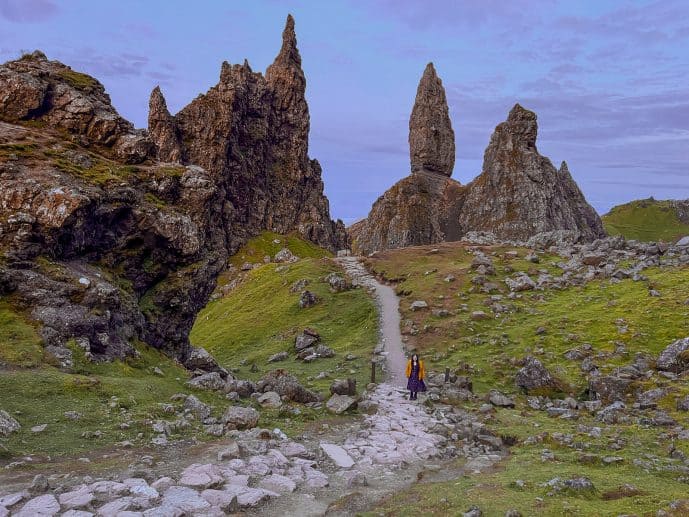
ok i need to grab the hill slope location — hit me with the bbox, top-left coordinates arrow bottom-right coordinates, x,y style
363,239 -> 689,516
603,198 -> 689,242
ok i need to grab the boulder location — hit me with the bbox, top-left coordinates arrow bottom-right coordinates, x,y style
186,371 -> 227,391
589,376 -> 632,404
515,357 -> 559,392
489,390 -> 515,408
184,395 -> 211,420
257,391 -> 282,409
274,248 -> 298,263
324,272 -> 348,292
326,394 -> 357,414
222,406 -> 260,430
299,290 -> 319,308
505,274 -> 536,292
410,300 -> 428,311
184,347 -> 227,377
0,409 -> 21,436
256,369 -> 319,403
295,330 -> 319,351
330,378 -> 357,396
656,337 -> 689,372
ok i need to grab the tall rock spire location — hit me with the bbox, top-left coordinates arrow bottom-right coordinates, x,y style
409,62 -> 455,177
268,14 -> 301,70
265,14 -> 309,171
147,86 -> 181,163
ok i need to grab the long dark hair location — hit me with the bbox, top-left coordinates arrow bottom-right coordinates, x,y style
411,353 -> 419,364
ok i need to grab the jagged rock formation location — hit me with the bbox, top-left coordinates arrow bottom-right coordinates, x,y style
350,64 -> 463,254
456,104 -> 605,242
0,16 -> 347,364
0,50 -> 152,164
409,63 -> 455,176
351,90 -> 605,253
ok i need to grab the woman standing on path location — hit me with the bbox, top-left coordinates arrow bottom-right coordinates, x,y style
406,353 -> 426,400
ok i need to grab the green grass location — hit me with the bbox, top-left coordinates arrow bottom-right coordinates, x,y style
229,231 -> 330,267
56,69 -> 99,91
602,198 -> 689,243
0,300 -> 230,460
191,233 -> 377,395
0,300 -> 43,368
363,241 -> 689,515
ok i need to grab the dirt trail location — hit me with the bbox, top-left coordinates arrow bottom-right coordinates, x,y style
335,256 -> 408,386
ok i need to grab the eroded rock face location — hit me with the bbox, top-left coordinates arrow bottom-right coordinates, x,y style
349,173 -> 465,255
0,16 -> 346,363
351,100 -> 605,253
0,50 -> 151,164
409,63 -> 455,176
458,104 -> 605,242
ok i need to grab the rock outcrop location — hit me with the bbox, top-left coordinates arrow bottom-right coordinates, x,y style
0,16 -> 346,364
350,63 -> 464,254
351,93 -> 605,253
409,63 -> 455,176
456,104 -> 605,242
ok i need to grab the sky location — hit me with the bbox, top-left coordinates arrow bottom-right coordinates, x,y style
0,0 -> 687,224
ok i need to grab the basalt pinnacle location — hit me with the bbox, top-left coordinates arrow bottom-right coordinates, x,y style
409,62 -> 455,177
148,86 -> 182,163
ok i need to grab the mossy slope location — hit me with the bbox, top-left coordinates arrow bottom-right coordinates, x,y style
602,198 -> 689,242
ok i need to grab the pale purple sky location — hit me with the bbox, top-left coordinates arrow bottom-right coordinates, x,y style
1,0 -> 687,223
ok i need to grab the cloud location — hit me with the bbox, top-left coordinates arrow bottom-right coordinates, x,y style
0,0 -> 58,23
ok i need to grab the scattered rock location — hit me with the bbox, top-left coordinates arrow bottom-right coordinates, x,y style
222,406 -> 260,430
0,410 -> 21,436
298,290 -> 319,308
257,391 -> 282,409
320,442 -> 355,468
267,351 -> 289,363
410,300 -> 429,311
326,394 -> 357,414
330,378 -> 357,396
515,357 -> 559,392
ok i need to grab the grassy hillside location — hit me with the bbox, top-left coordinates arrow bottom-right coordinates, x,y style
0,318 -> 230,460
0,232 -> 378,463
602,198 -> 689,242
191,233 -> 378,395
364,242 -> 689,516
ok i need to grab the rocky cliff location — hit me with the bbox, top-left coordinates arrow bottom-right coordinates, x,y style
457,104 -> 606,242
0,16 -> 346,366
351,72 -> 605,253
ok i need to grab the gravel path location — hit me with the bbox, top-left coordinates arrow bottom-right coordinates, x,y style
335,256 -> 408,387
